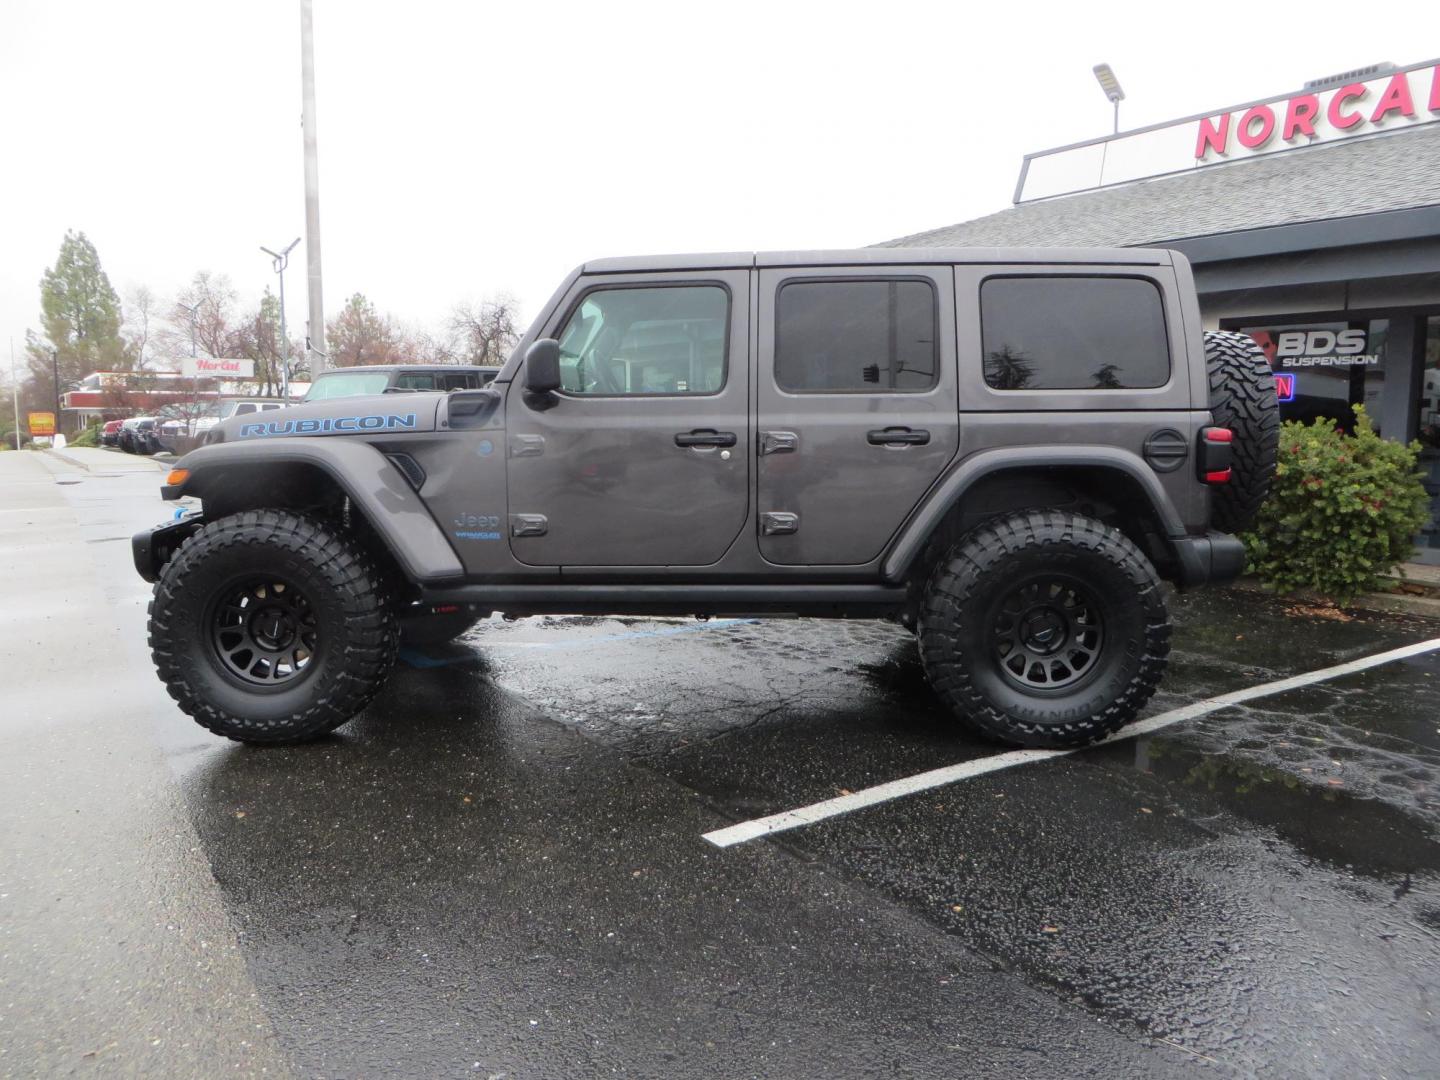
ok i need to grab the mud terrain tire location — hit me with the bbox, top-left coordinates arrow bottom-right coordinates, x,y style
149,509 -> 398,744
1204,330 -> 1279,533
918,510 -> 1170,749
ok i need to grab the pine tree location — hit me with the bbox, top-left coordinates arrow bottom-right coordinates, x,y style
24,231 -> 133,395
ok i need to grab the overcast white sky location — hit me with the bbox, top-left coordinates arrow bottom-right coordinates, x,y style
0,0 -> 1431,368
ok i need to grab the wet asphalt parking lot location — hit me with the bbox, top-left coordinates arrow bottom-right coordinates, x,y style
4,449 -> 1440,1078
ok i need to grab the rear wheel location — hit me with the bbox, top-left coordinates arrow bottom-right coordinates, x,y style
149,509 -> 398,744
918,510 -> 1170,749
1204,330 -> 1279,533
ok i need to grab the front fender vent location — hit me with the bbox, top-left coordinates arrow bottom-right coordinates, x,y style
385,452 -> 426,491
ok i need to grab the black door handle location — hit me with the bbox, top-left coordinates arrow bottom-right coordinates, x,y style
675,429 -> 737,448
867,427 -> 930,446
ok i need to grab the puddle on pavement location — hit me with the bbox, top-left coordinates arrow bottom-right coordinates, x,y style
1097,735 -> 1440,879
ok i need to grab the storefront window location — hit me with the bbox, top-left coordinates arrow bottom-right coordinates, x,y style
1238,319 -> 1388,435
1415,317 -> 1440,561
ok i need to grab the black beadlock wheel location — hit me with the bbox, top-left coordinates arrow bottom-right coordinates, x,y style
148,509 -> 398,744
1203,330 -> 1279,534
918,510 -> 1171,749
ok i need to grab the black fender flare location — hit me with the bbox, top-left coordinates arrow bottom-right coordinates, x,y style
881,445 -> 1190,584
162,439 -> 464,584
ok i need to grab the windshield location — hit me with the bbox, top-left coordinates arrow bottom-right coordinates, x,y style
304,371 -> 392,401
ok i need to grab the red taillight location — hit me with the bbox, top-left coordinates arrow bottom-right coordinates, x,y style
1205,468 -> 1232,484
432,603 -> 461,614
1204,427 -> 1233,444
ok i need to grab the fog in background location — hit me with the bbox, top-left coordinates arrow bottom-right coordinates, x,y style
0,0 -> 1425,360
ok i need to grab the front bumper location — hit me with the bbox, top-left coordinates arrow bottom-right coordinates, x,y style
132,516 -> 204,583
1172,532 -> 1247,588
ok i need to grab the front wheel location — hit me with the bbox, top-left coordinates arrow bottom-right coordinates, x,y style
918,510 -> 1171,749
148,509 -> 398,744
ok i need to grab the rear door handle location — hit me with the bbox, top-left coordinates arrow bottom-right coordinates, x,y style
867,427 -> 930,446
675,429 -> 737,448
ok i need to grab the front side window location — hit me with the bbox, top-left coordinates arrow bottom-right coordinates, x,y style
981,276 -> 1169,390
775,279 -> 938,393
556,285 -> 729,395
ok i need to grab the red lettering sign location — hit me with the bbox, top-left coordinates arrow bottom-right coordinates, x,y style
1431,64 -> 1440,111
1282,94 -> 1320,140
1194,115 -> 1229,159
1237,105 -> 1276,148
1327,83 -> 1368,129
1370,72 -> 1416,123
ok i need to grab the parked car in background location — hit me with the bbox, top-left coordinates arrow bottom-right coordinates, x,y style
302,365 -> 499,402
100,419 -> 124,447
153,398 -> 292,456
118,417 -> 158,454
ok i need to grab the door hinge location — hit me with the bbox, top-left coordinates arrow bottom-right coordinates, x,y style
760,512 -> 799,535
510,513 -> 548,537
759,430 -> 799,456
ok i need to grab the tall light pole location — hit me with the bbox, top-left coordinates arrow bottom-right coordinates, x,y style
177,300 -> 201,418
1093,63 -> 1125,134
301,0 -> 327,372
261,238 -> 302,399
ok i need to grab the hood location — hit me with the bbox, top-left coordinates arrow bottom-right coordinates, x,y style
208,394 -> 442,445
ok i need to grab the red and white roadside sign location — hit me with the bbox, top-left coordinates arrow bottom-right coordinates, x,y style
181,356 -> 256,378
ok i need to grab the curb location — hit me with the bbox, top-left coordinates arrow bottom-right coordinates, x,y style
1228,576 -> 1440,621
41,447 -> 169,473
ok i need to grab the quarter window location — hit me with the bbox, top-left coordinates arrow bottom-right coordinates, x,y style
556,285 -> 729,395
775,279 -> 938,392
980,276 -> 1170,390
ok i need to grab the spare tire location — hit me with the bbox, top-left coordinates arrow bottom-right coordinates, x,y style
1203,330 -> 1279,533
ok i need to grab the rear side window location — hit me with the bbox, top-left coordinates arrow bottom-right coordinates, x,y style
395,373 -> 436,391
776,279 -> 937,392
980,276 -> 1169,390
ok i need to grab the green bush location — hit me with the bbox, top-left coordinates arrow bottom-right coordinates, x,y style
69,424 -> 100,448
1242,405 -> 1429,603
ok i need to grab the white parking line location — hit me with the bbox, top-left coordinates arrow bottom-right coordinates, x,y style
702,636 -> 1440,848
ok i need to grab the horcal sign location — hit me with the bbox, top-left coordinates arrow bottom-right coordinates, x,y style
1016,58 -> 1440,202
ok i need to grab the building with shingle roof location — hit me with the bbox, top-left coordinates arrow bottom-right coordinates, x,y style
883,59 -> 1440,562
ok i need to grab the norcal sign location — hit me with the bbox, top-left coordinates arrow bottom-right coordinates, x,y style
1195,64 -> 1440,162
1017,58 -> 1440,202
182,356 -> 256,378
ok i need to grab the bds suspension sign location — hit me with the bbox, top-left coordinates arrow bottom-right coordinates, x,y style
28,411 -> 56,437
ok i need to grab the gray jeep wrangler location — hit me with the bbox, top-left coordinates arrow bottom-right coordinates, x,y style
133,249 -> 1278,749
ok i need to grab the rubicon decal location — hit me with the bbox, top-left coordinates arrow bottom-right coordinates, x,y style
238,413 -> 419,437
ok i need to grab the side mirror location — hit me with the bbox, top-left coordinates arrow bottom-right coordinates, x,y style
523,339 -> 563,395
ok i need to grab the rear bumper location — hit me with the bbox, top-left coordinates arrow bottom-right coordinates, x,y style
1172,532 -> 1247,588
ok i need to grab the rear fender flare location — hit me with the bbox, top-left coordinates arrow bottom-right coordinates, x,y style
166,440 -> 464,584
882,446 -> 1187,583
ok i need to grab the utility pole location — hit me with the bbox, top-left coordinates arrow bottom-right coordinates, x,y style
9,338 -> 19,450
262,238 -> 302,399
301,0 -> 327,372
177,300 -> 201,419
51,349 -> 62,438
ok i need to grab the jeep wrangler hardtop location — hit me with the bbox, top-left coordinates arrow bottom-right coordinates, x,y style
134,248 -> 1278,749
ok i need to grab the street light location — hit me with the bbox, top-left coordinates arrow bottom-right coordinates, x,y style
261,237 -> 302,398
1093,63 -> 1125,134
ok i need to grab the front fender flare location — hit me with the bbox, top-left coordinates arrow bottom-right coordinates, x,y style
882,445 -> 1188,584
166,439 -> 465,584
